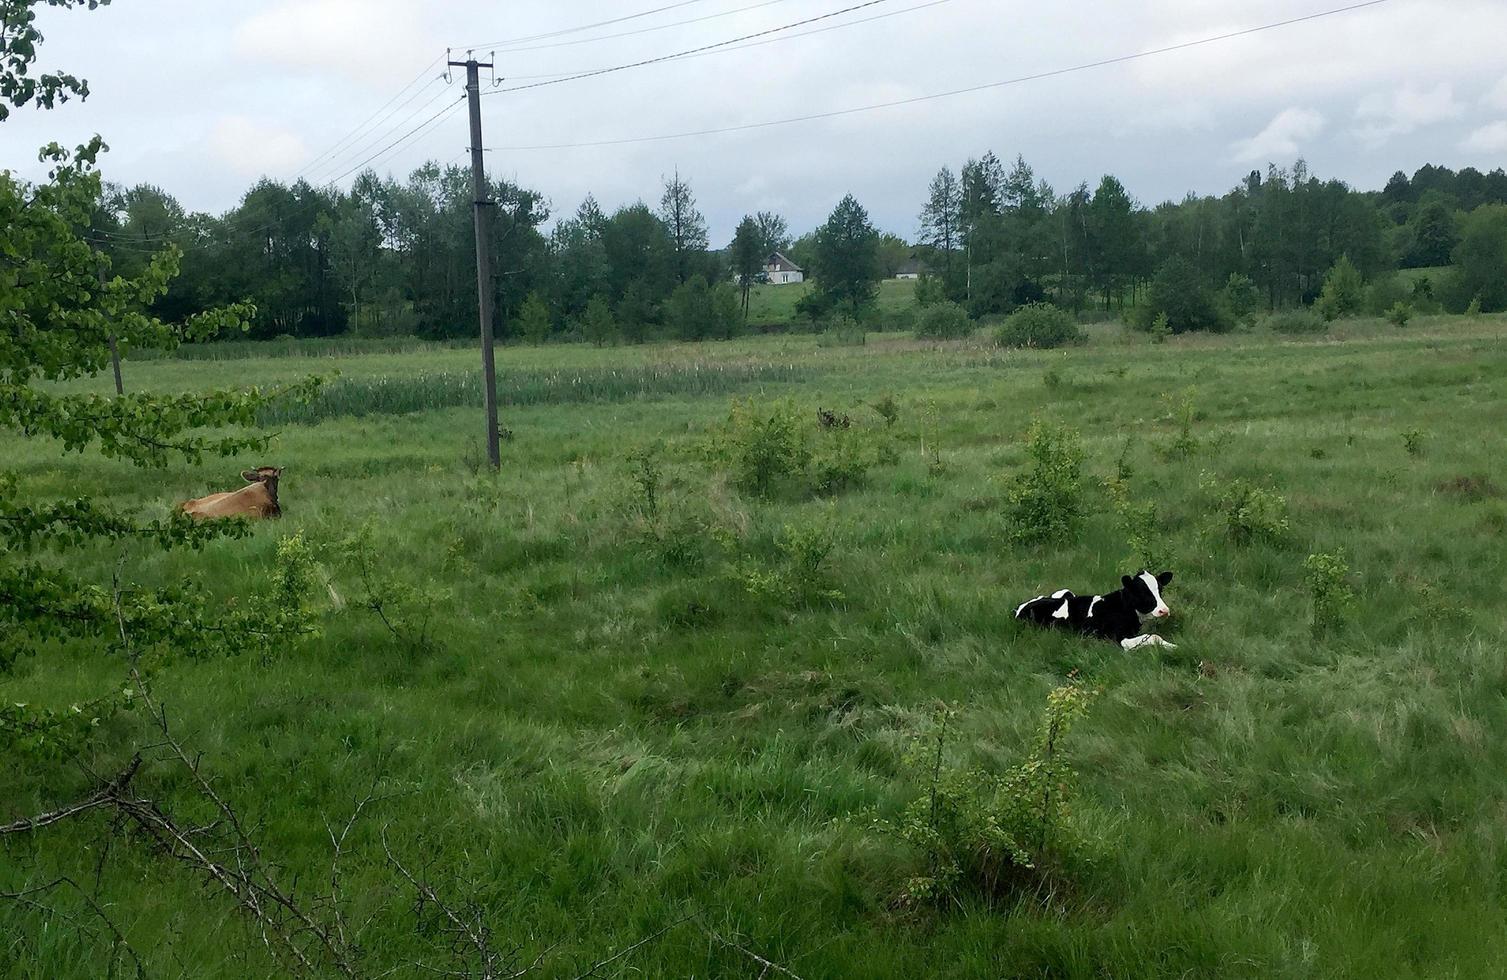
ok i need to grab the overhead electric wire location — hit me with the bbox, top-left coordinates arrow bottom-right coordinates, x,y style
484,0 -> 1392,150
305,84 -> 459,186
500,0 -> 953,81
475,0 -> 794,55
325,95 -> 468,185
292,55 -> 446,183
483,0 -> 901,96
464,0 -> 713,49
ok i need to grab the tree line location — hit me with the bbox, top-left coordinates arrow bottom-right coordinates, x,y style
87,156 -> 1507,344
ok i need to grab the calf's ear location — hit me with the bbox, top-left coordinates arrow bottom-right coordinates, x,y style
1157,571 -> 1174,586
241,470 -> 261,483
1122,575 -> 1135,589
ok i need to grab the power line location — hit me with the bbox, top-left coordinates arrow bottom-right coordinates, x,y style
473,0 -> 794,54
484,0 -> 1392,150
463,0 -> 713,49
326,96 -> 468,185
500,0 -> 953,81
483,0 -> 900,96
306,84 -> 459,186
292,56 -> 445,182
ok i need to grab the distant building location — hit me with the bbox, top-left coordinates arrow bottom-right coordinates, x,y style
894,259 -> 927,280
763,251 -> 805,285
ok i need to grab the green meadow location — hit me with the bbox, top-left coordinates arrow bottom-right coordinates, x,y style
6,314 -> 1507,977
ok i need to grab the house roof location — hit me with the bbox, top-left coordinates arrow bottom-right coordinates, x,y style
895,258 -> 927,276
765,251 -> 803,273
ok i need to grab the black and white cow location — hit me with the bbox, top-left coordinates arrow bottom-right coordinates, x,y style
1014,571 -> 1177,651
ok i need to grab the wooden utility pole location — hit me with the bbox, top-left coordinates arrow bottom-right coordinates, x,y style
451,54 -> 501,469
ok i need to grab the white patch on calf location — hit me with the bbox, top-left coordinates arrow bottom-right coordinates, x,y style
1052,589 -> 1072,598
1015,596 -> 1044,618
1052,601 -> 1070,620
1087,596 -> 1103,618
1140,572 -> 1170,618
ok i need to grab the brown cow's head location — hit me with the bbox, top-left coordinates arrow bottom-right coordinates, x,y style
241,466 -> 282,505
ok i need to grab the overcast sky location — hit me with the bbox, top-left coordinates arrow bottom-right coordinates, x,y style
4,0 -> 1506,243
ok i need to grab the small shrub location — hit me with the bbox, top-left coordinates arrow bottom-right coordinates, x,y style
1208,476 -> 1289,546
1004,419 -> 1084,546
1302,551 -> 1355,637
880,680 -> 1101,906
994,303 -> 1084,349
1265,309 -> 1327,335
914,273 -> 946,307
335,524 -> 442,653
1465,296 -> 1483,318
1105,473 -> 1169,572
915,301 -> 973,340
1042,366 -> 1064,390
1386,301 -> 1413,328
1403,428 -> 1425,458
722,399 -> 811,498
736,522 -> 844,608
819,314 -> 867,347
622,446 -> 709,570
811,428 -> 873,496
1148,312 -> 1171,344
1158,388 -> 1199,461
871,393 -> 900,428
1364,275 -> 1411,317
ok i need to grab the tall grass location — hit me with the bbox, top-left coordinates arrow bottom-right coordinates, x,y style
259,360 -> 819,424
130,335 -> 473,362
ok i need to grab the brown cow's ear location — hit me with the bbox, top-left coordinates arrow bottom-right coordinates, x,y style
242,470 -> 261,483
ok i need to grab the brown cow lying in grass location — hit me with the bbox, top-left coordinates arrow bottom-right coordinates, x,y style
178,467 -> 283,520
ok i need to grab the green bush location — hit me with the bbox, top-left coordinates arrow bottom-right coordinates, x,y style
1208,476 -> 1289,546
1004,419 -> 1084,546
735,522 -> 844,608
1316,256 -> 1364,321
1133,257 -> 1232,334
914,301 -> 974,340
994,303 -> 1084,349
1303,551 -> 1355,637
1364,275 -> 1410,316
1387,302 -> 1413,328
818,314 -> 867,347
721,399 -> 811,498
880,680 -> 1101,906
1265,308 -> 1327,335
914,273 -> 947,308
1222,272 -> 1262,325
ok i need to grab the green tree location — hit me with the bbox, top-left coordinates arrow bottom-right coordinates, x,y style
755,210 -> 790,254
581,294 -> 617,346
1134,256 -> 1230,333
1316,255 -> 1364,320
809,193 -> 880,313
729,215 -> 765,318
918,165 -> 962,282
517,290 -> 552,344
3,3 -> 322,962
658,170 -> 709,284
1451,204 -> 1507,311
1222,272 -> 1262,324
616,280 -> 659,343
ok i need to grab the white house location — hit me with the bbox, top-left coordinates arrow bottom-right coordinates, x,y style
763,251 -> 805,285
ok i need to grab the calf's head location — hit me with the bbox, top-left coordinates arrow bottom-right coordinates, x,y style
1121,570 -> 1173,619
241,466 -> 282,502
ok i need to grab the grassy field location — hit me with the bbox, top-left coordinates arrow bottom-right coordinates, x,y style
6,314 -> 1507,977
746,277 -> 917,325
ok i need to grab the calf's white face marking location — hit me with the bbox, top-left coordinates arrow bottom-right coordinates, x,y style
1140,572 -> 1170,618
